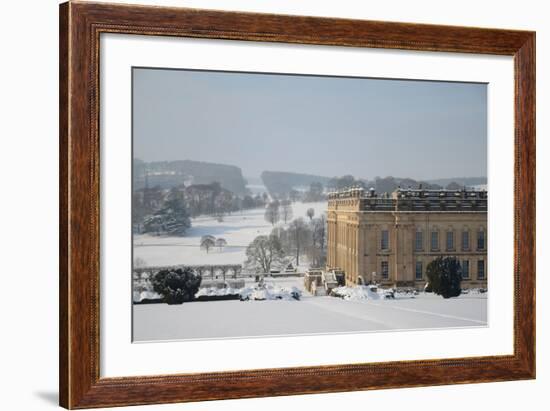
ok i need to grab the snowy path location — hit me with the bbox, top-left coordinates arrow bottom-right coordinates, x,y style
302,295 -> 486,331
133,293 -> 487,342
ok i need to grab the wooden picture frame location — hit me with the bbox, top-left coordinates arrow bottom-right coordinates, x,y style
59,1 -> 535,408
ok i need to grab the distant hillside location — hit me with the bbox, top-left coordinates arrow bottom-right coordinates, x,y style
260,171 -> 456,197
133,159 -> 247,195
244,176 -> 264,186
425,177 -> 487,188
261,171 -> 331,195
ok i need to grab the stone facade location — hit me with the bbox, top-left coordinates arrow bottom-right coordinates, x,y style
327,187 -> 487,289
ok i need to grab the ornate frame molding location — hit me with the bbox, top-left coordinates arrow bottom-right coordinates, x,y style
59,1 -> 535,408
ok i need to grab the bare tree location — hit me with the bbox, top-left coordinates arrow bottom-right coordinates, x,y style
311,214 -> 327,267
200,235 -> 216,254
215,237 -> 227,252
306,207 -> 315,221
314,214 -> 327,250
244,234 -> 286,274
288,218 -> 310,266
281,200 -> 293,224
264,201 -> 280,226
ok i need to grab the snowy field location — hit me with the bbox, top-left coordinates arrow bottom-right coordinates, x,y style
133,201 -> 326,267
133,200 -> 487,342
133,276 -> 487,342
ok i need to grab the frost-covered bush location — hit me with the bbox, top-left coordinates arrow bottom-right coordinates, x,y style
151,267 -> 201,304
426,257 -> 462,298
331,285 -> 381,301
238,283 -> 302,301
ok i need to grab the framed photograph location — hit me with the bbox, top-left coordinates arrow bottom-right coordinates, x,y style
59,1 -> 535,409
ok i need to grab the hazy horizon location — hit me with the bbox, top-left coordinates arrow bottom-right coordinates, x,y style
133,157 -> 486,183
133,68 -> 487,181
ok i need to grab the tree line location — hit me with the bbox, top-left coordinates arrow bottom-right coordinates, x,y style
261,174 -> 466,203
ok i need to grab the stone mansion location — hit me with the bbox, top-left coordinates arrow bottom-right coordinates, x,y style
327,187 -> 487,289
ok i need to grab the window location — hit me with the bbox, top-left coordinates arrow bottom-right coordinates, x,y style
462,260 -> 470,279
462,230 -> 470,250
446,231 -> 454,250
381,230 -> 389,250
415,230 -> 423,251
477,229 -> 485,250
477,260 -> 485,279
415,261 -> 423,280
431,230 -> 439,250
381,261 -> 389,279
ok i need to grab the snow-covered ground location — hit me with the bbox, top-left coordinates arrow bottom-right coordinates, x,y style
133,201 -> 326,267
133,201 -> 488,342
133,276 -> 487,342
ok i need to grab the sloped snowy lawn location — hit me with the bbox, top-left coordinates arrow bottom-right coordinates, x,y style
134,201 -> 326,267
133,291 -> 488,341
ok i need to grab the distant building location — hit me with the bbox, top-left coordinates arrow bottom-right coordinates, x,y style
327,187 -> 487,289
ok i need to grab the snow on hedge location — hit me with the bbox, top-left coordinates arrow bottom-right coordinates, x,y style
331,285 -> 382,301
241,284 -> 302,301
195,283 -> 302,301
133,290 -> 162,302
195,286 -> 242,298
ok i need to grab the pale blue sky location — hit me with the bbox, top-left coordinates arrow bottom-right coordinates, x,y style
133,67 -> 487,181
